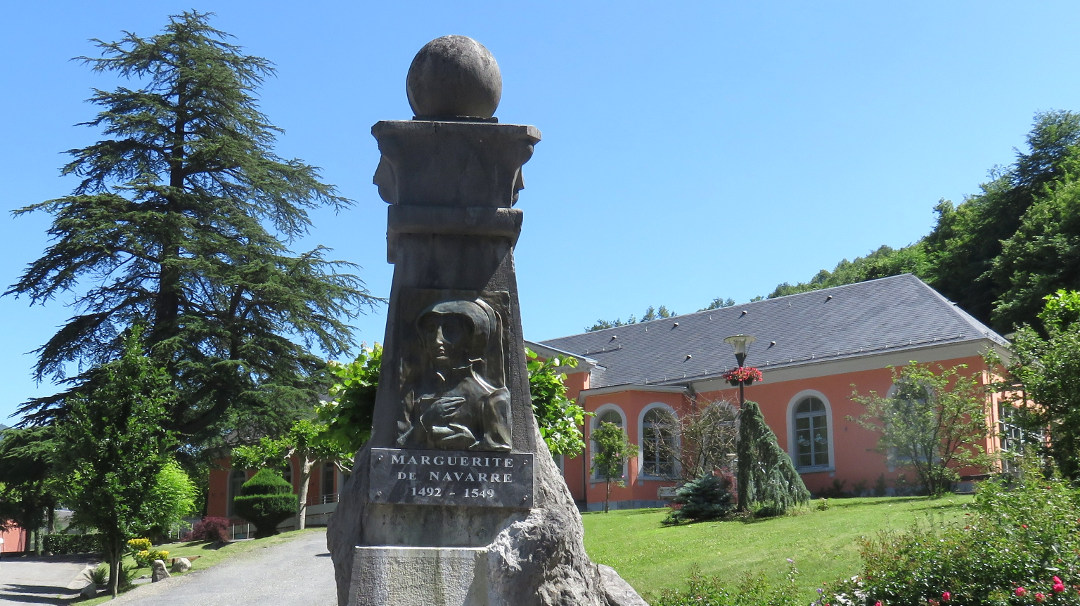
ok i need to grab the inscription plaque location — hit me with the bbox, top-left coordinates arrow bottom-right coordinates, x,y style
369,447 -> 534,508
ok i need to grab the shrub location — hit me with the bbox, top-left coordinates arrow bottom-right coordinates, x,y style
187,516 -> 231,543
823,458 -> 1080,605
126,537 -> 152,552
43,533 -> 102,555
663,473 -> 736,525
84,563 -> 109,587
140,459 -> 198,542
233,468 -> 296,538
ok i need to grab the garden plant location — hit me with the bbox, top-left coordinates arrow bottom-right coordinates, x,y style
233,468 -> 297,538
820,457 -> 1080,605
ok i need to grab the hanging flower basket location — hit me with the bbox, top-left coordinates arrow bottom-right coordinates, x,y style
722,366 -> 763,386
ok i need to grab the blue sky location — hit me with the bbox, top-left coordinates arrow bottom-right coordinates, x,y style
3,2 -> 1079,424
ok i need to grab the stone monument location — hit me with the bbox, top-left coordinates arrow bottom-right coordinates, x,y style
327,36 -> 647,606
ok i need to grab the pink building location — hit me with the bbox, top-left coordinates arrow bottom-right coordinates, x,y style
532,274 -> 1013,510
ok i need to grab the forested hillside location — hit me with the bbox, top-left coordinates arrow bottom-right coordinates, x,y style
768,110 -> 1080,333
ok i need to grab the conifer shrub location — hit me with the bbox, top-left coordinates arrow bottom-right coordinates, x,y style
736,401 -> 810,515
233,468 -> 296,538
663,472 -> 736,525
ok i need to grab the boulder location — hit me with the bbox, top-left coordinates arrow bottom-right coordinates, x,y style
151,559 -> 171,582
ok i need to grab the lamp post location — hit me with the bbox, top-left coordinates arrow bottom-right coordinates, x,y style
723,334 -> 756,407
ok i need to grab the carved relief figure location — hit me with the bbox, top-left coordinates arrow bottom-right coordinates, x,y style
397,298 -> 512,451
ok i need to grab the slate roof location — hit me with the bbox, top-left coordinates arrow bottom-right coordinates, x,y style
538,274 -> 1008,389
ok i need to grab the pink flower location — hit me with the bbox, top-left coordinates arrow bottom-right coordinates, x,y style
874,602 -> 882,606
1016,587 -> 1028,597
1053,576 -> 1065,593
1035,592 -> 1046,602
942,591 -> 951,601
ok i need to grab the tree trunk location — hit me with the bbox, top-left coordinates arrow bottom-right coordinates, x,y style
603,479 -> 611,513
109,555 -> 120,598
297,456 -> 315,530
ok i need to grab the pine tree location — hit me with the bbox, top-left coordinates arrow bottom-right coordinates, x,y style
736,401 -> 810,515
6,11 -> 376,442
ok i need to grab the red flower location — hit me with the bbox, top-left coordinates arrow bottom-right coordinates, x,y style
1016,587 -> 1028,597
1035,592 -> 1046,602
721,366 -> 763,383
942,591 -> 951,601
1053,576 -> 1065,593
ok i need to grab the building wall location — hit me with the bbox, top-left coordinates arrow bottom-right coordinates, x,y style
562,352 -> 1000,508
1,524 -> 28,555
563,387 -> 689,510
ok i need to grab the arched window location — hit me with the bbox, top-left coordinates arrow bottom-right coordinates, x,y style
640,405 -> 678,478
591,406 -> 626,481
793,396 -> 830,469
227,468 -> 247,517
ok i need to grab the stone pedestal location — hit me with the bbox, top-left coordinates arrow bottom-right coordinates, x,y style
328,35 -> 646,606
352,546 -> 488,606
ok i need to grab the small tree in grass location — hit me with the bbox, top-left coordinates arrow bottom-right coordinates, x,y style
736,401 -> 810,514
592,421 -> 637,513
667,399 -> 739,483
851,361 -> 993,496
233,468 -> 296,538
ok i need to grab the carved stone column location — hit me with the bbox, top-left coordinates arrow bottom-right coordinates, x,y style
327,36 -> 646,606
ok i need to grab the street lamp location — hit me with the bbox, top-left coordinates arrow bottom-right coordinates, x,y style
723,334 -> 756,406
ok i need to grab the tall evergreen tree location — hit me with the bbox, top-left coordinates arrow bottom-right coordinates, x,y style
5,12 -> 376,442
736,401 -> 809,514
924,110 -> 1080,329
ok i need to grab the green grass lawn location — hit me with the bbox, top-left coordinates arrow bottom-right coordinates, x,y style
80,498 -> 968,604
582,496 -> 972,603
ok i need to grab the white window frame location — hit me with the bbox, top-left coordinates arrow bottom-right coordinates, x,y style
785,390 -> 834,472
638,403 -> 680,480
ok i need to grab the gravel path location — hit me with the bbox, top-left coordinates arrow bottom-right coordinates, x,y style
105,529 -> 336,606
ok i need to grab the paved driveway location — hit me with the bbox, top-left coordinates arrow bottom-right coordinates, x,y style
0,530 -> 335,606
106,529 -> 335,606
0,554 -> 97,604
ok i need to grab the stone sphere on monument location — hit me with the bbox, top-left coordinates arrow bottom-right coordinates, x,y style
406,35 -> 502,119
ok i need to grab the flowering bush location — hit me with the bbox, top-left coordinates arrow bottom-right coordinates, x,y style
126,538 -> 168,568
722,366 -> 763,384
820,457 -> 1080,605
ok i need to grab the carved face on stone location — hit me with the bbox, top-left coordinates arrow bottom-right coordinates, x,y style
416,299 -> 495,370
